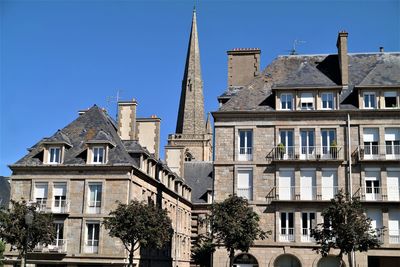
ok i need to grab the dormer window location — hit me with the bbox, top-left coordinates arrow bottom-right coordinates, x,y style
48,147 -> 61,164
321,92 -> 334,110
300,93 -> 314,110
364,92 -> 376,109
92,147 -> 105,164
384,92 -> 398,108
280,93 -> 293,110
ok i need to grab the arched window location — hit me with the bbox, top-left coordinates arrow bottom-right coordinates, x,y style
274,254 -> 301,267
317,256 -> 343,267
233,253 -> 258,267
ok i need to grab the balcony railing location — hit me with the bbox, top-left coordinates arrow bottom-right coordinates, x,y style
357,145 -> 400,160
52,200 -> 69,213
389,230 -> 400,244
268,186 -> 340,201
354,187 -> 400,201
279,228 -> 294,242
236,188 -> 252,200
238,147 -> 252,161
269,146 -> 343,161
301,228 -> 315,242
84,240 -> 99,253
34,239 -> 67,253
35,198 -> 48,212
373,229 -> 385,244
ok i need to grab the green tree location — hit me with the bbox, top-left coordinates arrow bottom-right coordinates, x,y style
210,195 -> 269,267
103,200 -> 172,267
191,234 -> 214,267
0,239 -> 5,266
0,200 -> 55,266
311,190 -> 383,267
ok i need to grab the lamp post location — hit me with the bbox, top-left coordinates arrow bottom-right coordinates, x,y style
22,210 -> 34,267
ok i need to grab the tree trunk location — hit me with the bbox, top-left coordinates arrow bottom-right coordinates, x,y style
347,252 -> 354,267
228,248 -> 235,267
128,249 -> 134,267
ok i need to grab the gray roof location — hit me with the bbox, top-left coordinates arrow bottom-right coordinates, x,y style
184,162 -> 213,204
219,53 -> 400,111
0,176 -> 10,208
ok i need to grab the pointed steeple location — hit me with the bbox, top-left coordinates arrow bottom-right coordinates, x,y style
175,9 -> 205,135
206,112 -> 212,134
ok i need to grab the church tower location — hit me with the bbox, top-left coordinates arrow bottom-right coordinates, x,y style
165,9 -> 212,177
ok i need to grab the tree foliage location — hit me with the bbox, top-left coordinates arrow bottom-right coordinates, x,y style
191,234 -> 215,267
0,200 -> 55,258
311,190 -> 383,266
103,200 -> 172,267
210,195 -> 268,267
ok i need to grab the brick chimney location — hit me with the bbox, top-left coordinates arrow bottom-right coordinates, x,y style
336,31 -> 349,86
117,100 -> 137,140
227,48 -> 261,87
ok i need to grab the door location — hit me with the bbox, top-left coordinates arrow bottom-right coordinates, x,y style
280,130 -> 294,159
365,170 -> 380,201
300,170 -> 316,200
279,170 -> 294,200
322,170 -> 338,200
387,171 -> 400,201
321,129 -> 336,159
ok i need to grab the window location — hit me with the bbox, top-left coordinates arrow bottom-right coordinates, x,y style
364,92 -> 376,109
363,128 -> 379,159
279,169 -> 295,200
49,147 -> 61,164
92,147 -> 105,164
300,169 -> 316,200
365,170 -> 381,201
384,91 -> 397,108
387,169 -> 400,201
301,212 -> 316,242
52,221 -> 65,251
321,129 -> 337,158
85,222 -> 100,253
388,210 -> 400,244
300,93 -> 314,110
34,182 -> 48,211
385,128 -> 400,159
238,130 -> 252,161
367,209 -> 383,242
53,183 -> 67,213
88,183 -> 102,214
321,169 -> 338,200
236,169 -> 253,200
280,93 -> 293,110
279,130 -> 294,159
280,212 -> 294,242
300,129 -> 315,159
321,92 -> 334,109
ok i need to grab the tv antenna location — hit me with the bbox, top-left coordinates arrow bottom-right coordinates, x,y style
106,89 -> 123,119
289,39 -> 306,55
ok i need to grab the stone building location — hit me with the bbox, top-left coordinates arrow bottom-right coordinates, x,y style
5,102 -> 192,267
212,32 -> 400,267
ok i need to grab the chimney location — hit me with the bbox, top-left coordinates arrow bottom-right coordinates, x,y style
379,46 -> 384,52
117,99 -> 137,140
336,31 -> 349,86
136,116 -> 161,159
227,48 -> 261,87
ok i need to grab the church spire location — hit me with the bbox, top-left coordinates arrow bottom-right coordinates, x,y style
175,9 -> 205,135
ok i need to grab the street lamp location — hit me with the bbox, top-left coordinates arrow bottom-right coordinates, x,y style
23,210 -> 34,267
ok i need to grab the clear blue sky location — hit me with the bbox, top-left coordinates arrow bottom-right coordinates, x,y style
1,0 -> 399,176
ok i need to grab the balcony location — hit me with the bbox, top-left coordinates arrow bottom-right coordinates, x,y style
268,146 -> 343,161
33,239 -> 67,253
52,200 -> 69,213
266,186 -> 340,202
389,230 -> 400,244
35,198 -> 49,212
357,145 -> 400,161
279,228 -> 294,242
301,228 -> 315,243
354,187 -> 400,201
236,188 -> 252,200
238,147 -> 252,161
84,240 -> 99,253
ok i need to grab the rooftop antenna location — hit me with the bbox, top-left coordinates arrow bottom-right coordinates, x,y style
289,39 -> 306,55
106,89 -> 123,119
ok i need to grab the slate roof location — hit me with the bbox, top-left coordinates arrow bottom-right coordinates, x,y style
184,162 -> 213,204
0,176 -> 10,208
219,53 -> 400,111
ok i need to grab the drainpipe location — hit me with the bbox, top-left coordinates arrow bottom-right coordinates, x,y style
347,114 -> 356,267
174,196 -> 179,267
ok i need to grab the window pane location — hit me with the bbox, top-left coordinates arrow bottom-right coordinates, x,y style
288,213 -> 294,228
281,213 -> 287,228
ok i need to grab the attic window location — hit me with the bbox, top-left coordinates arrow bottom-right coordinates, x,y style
48,147 -> 61,164
364,92 -> 376,109
92,147 -> 105,164
300,93 -> 314,110
384,91 -> 397,108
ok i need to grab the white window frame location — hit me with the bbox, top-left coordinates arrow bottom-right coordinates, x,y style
300,129 -> 315,159
364,92 -> 377,109
85,222 -> 100,253
300,93 -> 314,110
53,182 -> 67,213
87,182 -> 102,214
48,147 -> 61,164
238,129 -> 253,161
280,212 -> 294,242
365,170 -> 381,201
92,146 -> 105,164
34,182 -> 48,211
321,92 -> 334,110
236,168 -> 253,201
384,91 -> 398,108
279,129 -> 294,159
280,93 -> 293,110
301,212 -> 316,242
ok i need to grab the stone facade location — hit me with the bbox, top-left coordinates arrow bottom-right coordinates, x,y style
212,32 -> 400,267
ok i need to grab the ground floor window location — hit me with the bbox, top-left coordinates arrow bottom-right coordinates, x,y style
233,253 -> 258,267
274,254 -> 301,267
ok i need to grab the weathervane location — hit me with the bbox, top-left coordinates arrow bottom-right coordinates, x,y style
289,39 -> 306,55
